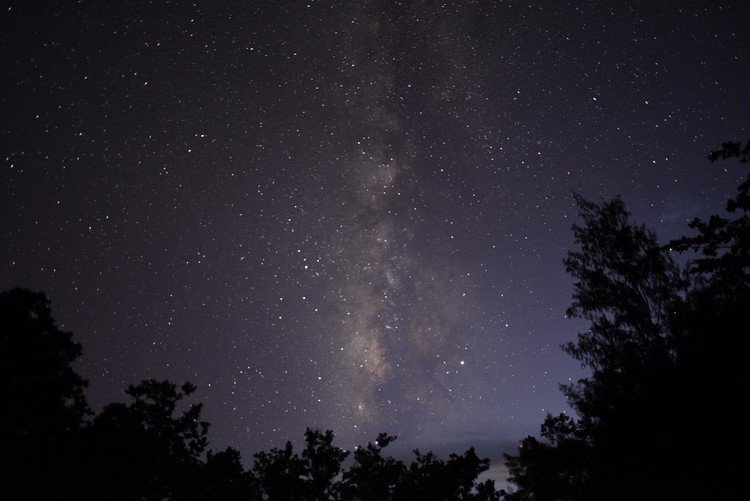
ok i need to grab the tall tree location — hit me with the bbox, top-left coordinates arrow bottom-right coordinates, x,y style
1,288 -> 89,436
504,196 -> 686,499
560,194 -> 683,421
0,288 -> 90,498
503,142 -> 750,499
665,141 -> 750,499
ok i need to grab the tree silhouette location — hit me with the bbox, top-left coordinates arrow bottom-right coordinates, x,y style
0,288 -> 90,498
1,286 -> 499,499
249,428 -> 351,500
503,414 -> 589,499
186,447 -> 258,500
247,430 -> 500,500
339,433 -> 406,500
671,141 -> 750,290
561,194 -> 683,417
76,379 -> 211,500
664,141 -> 749,500
252,439 -> 308,499
503,142 -> 750,500
301,428 -> 350,500
395,447 -> 495,501
504,194 -> 687,499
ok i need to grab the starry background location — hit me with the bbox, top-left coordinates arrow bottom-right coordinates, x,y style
2,0 -> 748,479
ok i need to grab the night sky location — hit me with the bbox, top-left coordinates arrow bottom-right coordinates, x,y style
2,0 -> 748,478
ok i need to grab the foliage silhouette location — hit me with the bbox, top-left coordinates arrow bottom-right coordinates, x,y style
671,141 -> 750,290
395,447 -> 497,501
250,428 -> 353,500
186,447 -> 258,500
75,379 -> 212,499
502,141 -> 750,500
252,439 -> 308,499
339,433 -> 406,500
0,288 -> 90,498
1,287 -> 499,499
248,429 -> 500,500
301,428 -> 351,500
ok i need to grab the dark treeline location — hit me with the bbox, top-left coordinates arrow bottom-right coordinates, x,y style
502,140 -> 750,500
0,285 -> 500,499
3,141 -> 748,499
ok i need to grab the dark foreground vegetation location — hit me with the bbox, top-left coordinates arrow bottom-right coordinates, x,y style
2,141 -> 748,499
1,285 -> 498,499
503,140 -> 749,500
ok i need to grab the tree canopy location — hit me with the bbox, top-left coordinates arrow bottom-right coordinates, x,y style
0,291 -> 498,499
502,141 -> 750,500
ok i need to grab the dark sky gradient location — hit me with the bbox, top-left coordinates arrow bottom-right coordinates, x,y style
2,0 -> 748,476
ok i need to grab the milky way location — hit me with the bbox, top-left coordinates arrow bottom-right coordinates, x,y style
2,0 -> 749,474
258,1 -> 493,445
